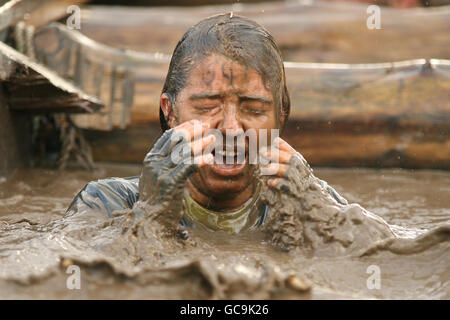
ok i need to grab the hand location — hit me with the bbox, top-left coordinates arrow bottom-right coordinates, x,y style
138,120 -> 215,227
260,137 -> 313,198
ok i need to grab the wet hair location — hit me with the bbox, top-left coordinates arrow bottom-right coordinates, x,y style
159,13 -> 290,132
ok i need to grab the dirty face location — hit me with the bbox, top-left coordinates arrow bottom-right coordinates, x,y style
161,54 -> 279,209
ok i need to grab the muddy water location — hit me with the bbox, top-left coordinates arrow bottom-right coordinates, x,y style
0,163 -> 448,299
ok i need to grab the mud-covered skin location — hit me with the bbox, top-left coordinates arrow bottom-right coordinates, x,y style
164,53 -> 277,211
260,152 -> 396,255
138,128 -> 195,230
270,152 -> 314,198
137,120 -> 214,236
67,137 -> 396,257
134,138 -> 396,257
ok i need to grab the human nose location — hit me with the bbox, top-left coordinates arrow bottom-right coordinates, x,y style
217,104 -> 243,136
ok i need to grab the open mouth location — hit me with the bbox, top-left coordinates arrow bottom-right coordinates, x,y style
210,148 -> 247,176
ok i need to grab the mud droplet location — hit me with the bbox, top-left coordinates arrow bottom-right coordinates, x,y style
285,275 -> 311,292
178,229 -> 189,240
60,258 -> 74,269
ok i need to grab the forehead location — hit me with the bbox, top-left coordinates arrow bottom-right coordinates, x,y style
181,54 -> 272,98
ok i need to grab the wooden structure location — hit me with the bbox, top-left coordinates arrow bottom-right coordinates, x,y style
0,0 -> 102,177
78,2 -> 450,63
32,10 -> 450,169
3,0 -> 450,169
0,41 -> 102,113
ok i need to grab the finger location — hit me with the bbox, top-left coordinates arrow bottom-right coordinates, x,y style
151,129 -> 186,157
168,121 -> 212,155
174,119 -> 210,141
169,154 -> 213,185
276,179 -> 296,195
167,162 -> 197,187
196,153 -> 214,167
260,148 -> 292,164
275,137 -> 296,153
260,163 -> 289,177
267,178 -> 282,189
190,134 -> 216,157
151,128 -> 173,152
147,128 -> 177,158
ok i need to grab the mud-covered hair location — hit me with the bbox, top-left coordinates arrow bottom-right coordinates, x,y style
159,13 -> 290,132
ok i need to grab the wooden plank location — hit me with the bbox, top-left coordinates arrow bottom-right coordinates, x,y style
82,116 -> 450,169
75,54 -> 450,168
0,0 -> 52,31
33,23 -> 168,128
33,24 -> 450,125
24,0 -> 90,29
284,59 -> 450,125
31,16 -> 450,168
88,0 -> 283,6
79,2 -> 450,63
0,41 -> 103,113
0,86 -> 30,177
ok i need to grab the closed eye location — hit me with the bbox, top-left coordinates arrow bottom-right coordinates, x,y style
238,95 -> 272,116
194,105 -> 220,114
240,104 -> 267,115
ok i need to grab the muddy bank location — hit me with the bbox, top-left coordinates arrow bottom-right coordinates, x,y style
0,164 -> 448,299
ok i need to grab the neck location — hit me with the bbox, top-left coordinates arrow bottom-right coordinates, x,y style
186,179 -> 256,212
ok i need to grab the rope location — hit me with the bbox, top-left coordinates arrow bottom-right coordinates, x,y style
14,21 -> 25,54
13,21 -> 36,59
25,24 -> 36,60
59,115 -> 96,171
14,23 -> 95,171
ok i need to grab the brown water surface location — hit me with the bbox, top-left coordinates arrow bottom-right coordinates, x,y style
0,164 -> 448,299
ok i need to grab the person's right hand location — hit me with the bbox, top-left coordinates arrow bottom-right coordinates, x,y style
138,120 -> 215,224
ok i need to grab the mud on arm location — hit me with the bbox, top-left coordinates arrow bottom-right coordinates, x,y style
260,138 -> 395,255
137,120 -> 215,230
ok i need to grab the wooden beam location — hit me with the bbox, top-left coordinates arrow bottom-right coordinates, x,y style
33,24 -> 450,124
78,2 -> 450,63
33,23 -> 168,129
30,15 -> 450,168
0,41 -> 103,113
25,0 -> 90,29
0,85 -> 31,177
78,57 -> 450,169
0,0 -> 52,31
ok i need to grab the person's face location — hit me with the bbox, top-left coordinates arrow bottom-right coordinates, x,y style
161,54 -> 278,199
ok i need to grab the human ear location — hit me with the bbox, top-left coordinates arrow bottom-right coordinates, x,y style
160,93 -> 177,128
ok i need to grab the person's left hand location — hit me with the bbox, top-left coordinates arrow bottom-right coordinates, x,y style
260,137 -> 313,198
259,137 -> 348,205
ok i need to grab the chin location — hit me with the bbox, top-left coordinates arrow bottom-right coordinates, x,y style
206,178 -> 251,195
194,165 -> 255,197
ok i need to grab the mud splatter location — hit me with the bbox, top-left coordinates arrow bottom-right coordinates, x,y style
0,164 -> 448,299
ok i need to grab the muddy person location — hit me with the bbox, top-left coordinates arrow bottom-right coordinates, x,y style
68,14 -> 394,253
